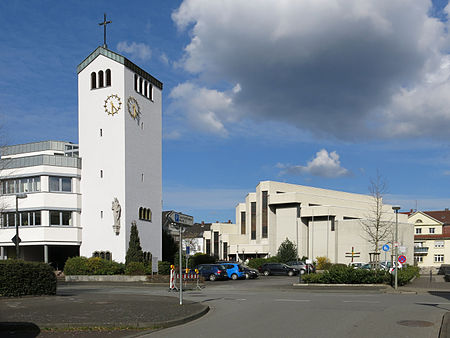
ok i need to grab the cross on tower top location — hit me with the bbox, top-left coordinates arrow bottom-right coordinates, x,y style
99,13 -> 112,49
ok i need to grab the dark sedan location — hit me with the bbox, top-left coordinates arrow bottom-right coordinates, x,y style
258,263 -> 299,276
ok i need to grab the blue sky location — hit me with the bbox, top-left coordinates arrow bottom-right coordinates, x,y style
1,0 -> 450,223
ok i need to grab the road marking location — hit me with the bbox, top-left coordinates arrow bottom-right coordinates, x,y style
417,302 -> 450,305
275,299 -> 311,302
343,300 -> 381,304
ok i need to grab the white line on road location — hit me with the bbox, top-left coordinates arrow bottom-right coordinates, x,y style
343,300 -> 381,303
274,299 -> 311,302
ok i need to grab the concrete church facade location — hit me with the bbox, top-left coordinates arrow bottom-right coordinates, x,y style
204,181 -> 414,265
0,46 -> 163,264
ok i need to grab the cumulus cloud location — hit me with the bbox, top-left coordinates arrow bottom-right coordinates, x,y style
168,82 -> 239,136
171,0 -> 450,140
117,41 -> 152,61
278,149 -> 350,178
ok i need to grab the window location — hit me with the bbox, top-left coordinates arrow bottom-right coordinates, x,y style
98,70 -> 104,87
141,173 -> 144,182
149,84 -> 153,100
1,177 -> 40,195
429,228 -> 435,234
134,74 -> 138,91
435,241 -> 444,248
251,202 -> 256,240
134,74 -> 154,101
223,242 -> 228,259
415,219 -> 423,223
144,80 -> 148,97
206,239 -> 211,255
139,207 -> 152,222
415,228 -> 422,234
91,72 -> 96,89
434,254 -> 444,263
139,77 -> 143,94
240,211 -> 246,235
100,129 -> 103,137
100,210 -> 103,219
50,211 -> 72,226
262,191 -> 268,238
213,232 -> 219,257
415,256 -> 423,263
2,211 -> 41,227
100,170 -> 103,178
49,176 -> 72,192
93,251 -> 112,261
331,218 -> 335,231
105,69 -> 111,86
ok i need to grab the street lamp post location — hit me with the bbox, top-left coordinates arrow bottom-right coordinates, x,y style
392,205 -> 400,290
15,193 -> 28,259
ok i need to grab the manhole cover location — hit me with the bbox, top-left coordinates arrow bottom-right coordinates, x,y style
397,320 -> 434,327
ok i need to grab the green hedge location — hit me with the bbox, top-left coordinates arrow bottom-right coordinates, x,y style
0,260 -> 56,297
125,262 -> 147,275
396,265 -> 420,286
158,261 -> 172,275
64,257 -> 125,275
188,253 -> 216,268
302,265 -> 389,284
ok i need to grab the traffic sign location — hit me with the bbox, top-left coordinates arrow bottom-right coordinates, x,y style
11,235 -> 21,245
398,255 -> 406,264
382,244 -> 390,252
169,212 -> 194,226
394,242 -> 399,247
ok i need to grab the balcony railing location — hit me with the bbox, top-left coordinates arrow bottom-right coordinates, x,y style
414,247 -> 429,254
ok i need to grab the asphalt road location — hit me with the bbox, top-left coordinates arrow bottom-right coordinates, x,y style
143,276 -> 450,338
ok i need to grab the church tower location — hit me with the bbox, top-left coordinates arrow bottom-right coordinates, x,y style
77,40 -> 163,262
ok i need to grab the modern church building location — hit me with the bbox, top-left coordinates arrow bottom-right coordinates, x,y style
0,44 -> 163,265
203,181 -> 414,265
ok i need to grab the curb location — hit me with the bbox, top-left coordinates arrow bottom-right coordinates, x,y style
29,305 -> 210,330
439,312 -> 449,338
293,283 -> 387,287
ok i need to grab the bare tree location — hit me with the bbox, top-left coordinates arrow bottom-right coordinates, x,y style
360,171 -> 393,266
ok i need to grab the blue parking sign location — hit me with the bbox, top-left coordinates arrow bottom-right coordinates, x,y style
382,244 -> 390,252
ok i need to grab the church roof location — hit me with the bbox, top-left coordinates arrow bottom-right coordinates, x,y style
77,46 -> 163,90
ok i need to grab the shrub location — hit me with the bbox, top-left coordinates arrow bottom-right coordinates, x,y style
316,256 -> 331,270
396,265 -> 420,286
125,222 -> 144,265
0,260 -> 56,297
158,261 -> 172,275
125,262 -> 147,275
64,256 -> 124,275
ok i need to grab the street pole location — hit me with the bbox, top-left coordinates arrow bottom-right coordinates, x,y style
392,206 -> 400,290
179,225 -> 183,305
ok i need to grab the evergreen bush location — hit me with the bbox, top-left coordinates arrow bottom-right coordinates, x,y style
302,265 -> 389,284
125,222 -> 144,265
277,238 -> 297,263
396,265 -> 420,286
0,260 -> 56,297
247,256 -> 280,269
158,261 -> 172,275
188,253 -> 216,268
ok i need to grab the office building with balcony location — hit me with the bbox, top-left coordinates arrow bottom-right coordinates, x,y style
0,141 -> 81,269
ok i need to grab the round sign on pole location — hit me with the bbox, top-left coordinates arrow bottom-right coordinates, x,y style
382,244 -> 390,252
398,255 -> 406,264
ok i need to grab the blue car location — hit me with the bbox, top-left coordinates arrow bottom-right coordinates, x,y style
219,262 -> 246,280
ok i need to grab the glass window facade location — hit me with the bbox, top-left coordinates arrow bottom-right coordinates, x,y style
262,191 -> 268,238
2,211 -> 41,227
1,176 -> 40,195
241,211 -> 246,235
49,176 -> 72,192
50,211 -> 72,226
251,202 -> 256,240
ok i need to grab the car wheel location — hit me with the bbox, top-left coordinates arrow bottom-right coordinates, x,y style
209,274 -> 216,281
288,271 -> 294,277
263,270 -> 270,276
300,269 -> 306,275
245,273 -> 249,279
231,273 -> 238,280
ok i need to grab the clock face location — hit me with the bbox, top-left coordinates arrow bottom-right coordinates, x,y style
104,94 -> 122,115
127,96 -> 141,121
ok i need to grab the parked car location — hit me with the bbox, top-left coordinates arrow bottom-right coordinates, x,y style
242,266 -> 259,279
258,263 -> 299,276
218,262 -> 246,280
286,261 -> 315,274
360,262 -> 389,271
348,262 -> 366,269
196,264 -> 228,281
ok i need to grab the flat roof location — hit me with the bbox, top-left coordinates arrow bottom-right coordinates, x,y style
1,141 -> 78,157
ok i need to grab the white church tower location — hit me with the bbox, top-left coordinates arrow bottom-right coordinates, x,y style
77,30 -> 162,262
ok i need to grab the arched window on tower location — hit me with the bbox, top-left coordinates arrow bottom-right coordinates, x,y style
106,69 -> 111,86
91,72 -> 97,89
139,207 -> 143,219
149,84 -> 153,100
144,81 -> 148,97
139,77 -> 143,94
98,70 -> 104,88
134,74 -> 138,91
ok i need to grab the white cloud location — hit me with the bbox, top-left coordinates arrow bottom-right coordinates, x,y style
171,0 -> 450,140
117,41 -> 152,61
278,149 -> 350,178
160,52 -> 169,65
168,82 -> 239,136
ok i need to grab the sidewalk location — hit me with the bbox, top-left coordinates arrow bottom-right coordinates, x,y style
0,282 -> 209,337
